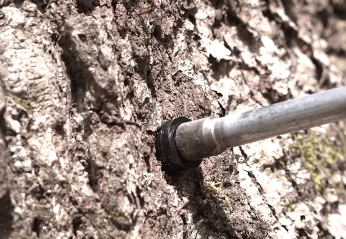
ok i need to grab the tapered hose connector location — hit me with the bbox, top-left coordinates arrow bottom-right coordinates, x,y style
155,117 -> 203,175
156,86 -> 346,175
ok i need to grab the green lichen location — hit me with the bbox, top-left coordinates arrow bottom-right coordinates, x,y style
227,215 -> 232,220
141,0 -> 148,8
214,182 -> 223,191
112,211 -> 129,224
288,201 -> 296,212
205,181 -> 223,194
55,193 -> 61,203
73,150 -> 86,160
224,196 -> 231,208
290,133 -> 343,192
12,95 -> 31,111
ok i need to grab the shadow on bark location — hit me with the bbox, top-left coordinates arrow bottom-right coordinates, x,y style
0,192 -> 14,239
166,168 -> 249,238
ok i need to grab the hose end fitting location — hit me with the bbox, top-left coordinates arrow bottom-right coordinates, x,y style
155,117 -> 203,176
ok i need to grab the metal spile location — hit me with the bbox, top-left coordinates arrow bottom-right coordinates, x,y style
155,86 -> 346,175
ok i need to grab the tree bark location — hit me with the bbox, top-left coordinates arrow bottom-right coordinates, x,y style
0,0 -> 346,238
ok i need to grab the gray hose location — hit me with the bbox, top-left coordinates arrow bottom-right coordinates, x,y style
175,86 -> 346,161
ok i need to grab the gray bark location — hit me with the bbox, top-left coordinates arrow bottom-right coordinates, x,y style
0,0 -> 346,238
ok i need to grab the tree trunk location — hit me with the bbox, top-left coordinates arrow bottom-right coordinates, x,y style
0,0 -> 346,238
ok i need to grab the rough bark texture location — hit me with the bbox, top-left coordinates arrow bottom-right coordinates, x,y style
0,0 -> 346,238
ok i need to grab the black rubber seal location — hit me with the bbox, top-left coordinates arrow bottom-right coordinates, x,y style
155,117 -> 203,176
